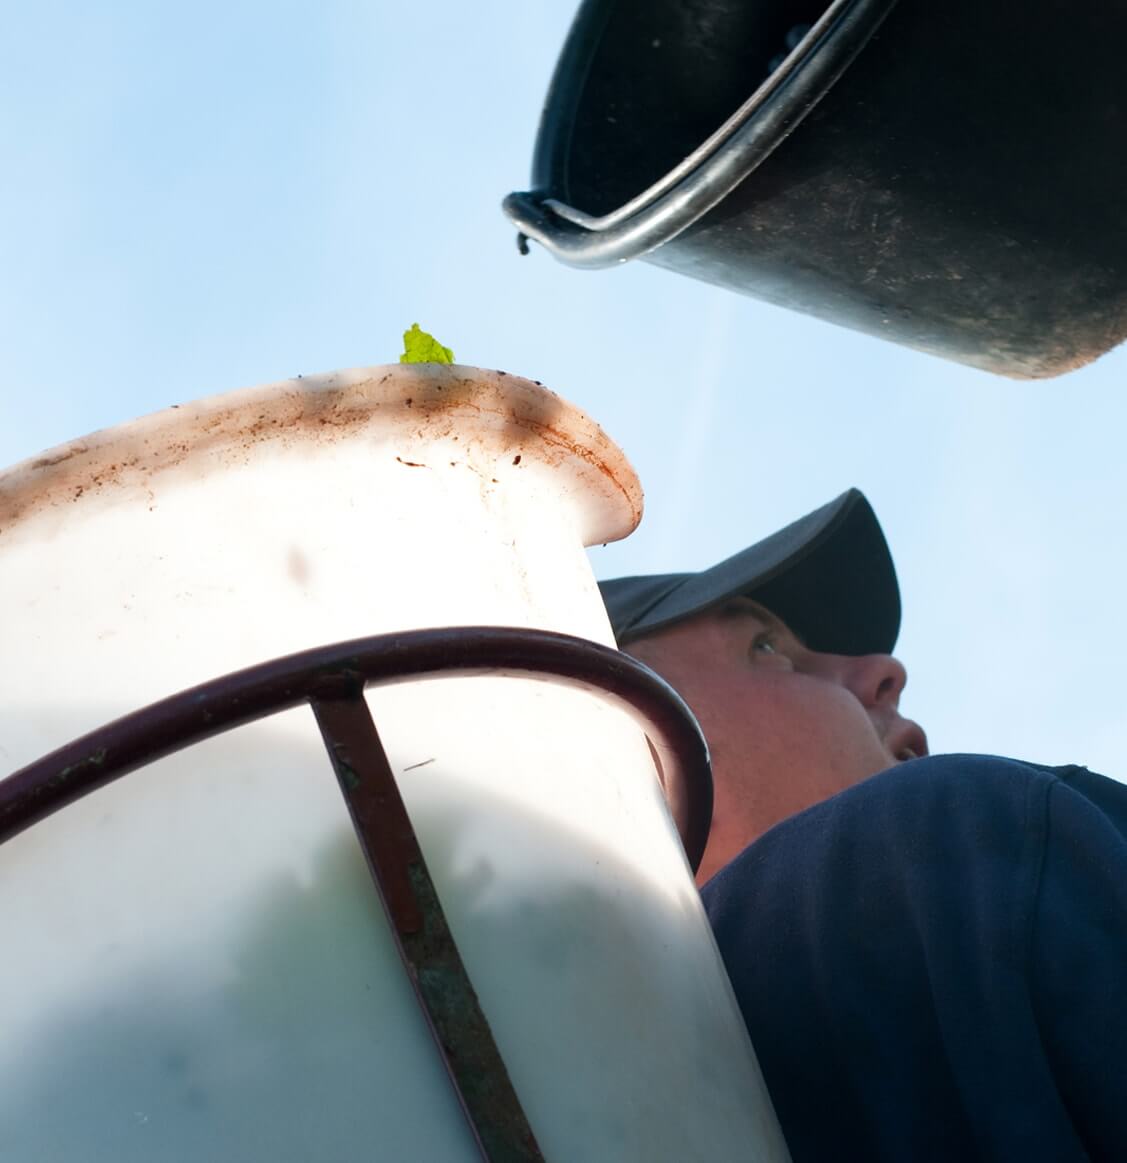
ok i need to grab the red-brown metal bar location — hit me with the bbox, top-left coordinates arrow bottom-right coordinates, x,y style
0,627 -> 712,869
311,688 -> 545,1162
0,628 -> 712,1162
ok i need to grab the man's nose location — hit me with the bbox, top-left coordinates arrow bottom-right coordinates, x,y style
839,653 -> 908,711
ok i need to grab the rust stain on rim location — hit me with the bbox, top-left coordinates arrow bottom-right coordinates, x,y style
0,365 -> 644,546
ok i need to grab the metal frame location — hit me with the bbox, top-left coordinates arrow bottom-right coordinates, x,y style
0,626 -> 712,1163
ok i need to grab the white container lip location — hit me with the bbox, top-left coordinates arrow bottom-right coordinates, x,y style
0,364 -> 643,548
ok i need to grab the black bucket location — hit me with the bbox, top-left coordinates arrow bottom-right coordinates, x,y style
504,0 -> 1127,378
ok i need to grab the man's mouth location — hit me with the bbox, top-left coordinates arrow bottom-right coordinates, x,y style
888,721 -> 929,764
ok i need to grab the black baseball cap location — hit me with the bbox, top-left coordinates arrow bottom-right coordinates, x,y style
598,489 -> 901,656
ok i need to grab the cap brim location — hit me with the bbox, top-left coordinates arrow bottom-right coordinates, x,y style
600,489 -> 900,655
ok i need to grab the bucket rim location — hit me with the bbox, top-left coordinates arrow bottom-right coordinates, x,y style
0,364 -> 644,548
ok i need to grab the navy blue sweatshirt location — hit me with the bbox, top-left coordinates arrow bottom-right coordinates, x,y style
703,755 -> 1127,1161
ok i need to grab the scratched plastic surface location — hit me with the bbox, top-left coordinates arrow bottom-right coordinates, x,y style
0,366 -> 790,1162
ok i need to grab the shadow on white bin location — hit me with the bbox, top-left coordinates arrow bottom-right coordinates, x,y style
0,365 -> 790,1161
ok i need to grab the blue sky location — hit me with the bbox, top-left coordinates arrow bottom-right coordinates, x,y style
3,1 -> 1125,775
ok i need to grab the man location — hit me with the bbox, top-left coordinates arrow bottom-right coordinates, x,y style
600,489 -> 1127,1162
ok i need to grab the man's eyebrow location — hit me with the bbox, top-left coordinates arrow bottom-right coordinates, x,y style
715,597 -> 779,625
715,597 -> 805,643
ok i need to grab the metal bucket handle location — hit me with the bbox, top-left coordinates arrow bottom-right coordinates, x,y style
503,0 -> 896,267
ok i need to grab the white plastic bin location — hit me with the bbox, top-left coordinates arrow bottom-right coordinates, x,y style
0,364 -> 789,1161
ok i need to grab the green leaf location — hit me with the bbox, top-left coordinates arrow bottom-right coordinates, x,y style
399,323 -> 455,365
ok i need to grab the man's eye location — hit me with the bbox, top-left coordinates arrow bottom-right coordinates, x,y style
750,632 -> 777,656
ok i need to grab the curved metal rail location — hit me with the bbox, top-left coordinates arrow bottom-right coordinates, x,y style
0,626 -> 712,1163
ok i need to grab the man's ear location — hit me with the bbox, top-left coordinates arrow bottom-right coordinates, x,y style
619,635 -> 655,666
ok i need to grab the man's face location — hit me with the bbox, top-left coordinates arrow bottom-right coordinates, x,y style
626,597 -> 929,885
